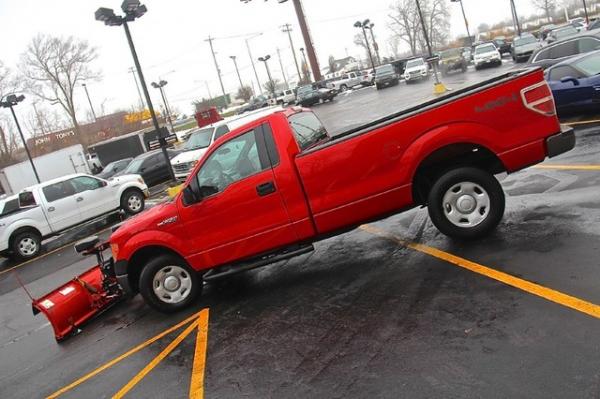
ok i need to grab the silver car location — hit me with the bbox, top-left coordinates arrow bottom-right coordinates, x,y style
512,34 -> 542,62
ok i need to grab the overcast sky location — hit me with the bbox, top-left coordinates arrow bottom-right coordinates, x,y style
0,0 -> 539,135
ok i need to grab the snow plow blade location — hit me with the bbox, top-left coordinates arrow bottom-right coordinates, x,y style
32,236 -> 123,342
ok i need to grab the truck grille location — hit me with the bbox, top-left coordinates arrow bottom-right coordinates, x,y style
173,163 -> 192,174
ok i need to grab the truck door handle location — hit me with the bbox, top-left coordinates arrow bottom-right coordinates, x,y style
256,181 -> 276,196
76,197 -> 84,202
48,207 -> 55,212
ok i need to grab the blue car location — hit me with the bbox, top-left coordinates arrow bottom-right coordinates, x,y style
545,50 -> 600,117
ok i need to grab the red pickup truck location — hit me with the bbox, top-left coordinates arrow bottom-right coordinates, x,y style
109,69 -> 574,312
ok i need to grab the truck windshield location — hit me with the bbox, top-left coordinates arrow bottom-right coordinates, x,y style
184,128 -> 214,150
288,112 -> 329,151
376,65 -> 394,74
515,36 -> 537,46
406,58 -> 424,68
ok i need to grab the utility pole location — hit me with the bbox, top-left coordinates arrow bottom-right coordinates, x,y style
129,67 -> 144,110
299,48 -> 310,81
510,0 -> 522,36
205,81 -> 213,99
450,0 -> 472,46
291,0 -> 321,81
366,23 -> 381,66
281,23 -> 302,83
206,35 -> 228,104
276,48 -> 289,89
82,83 -> 97,122
583,0 -> 589,24
230,56 -> 244,89
245,33 -> 263,95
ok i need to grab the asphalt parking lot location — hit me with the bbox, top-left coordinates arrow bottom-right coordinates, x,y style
2,58 -> 600,398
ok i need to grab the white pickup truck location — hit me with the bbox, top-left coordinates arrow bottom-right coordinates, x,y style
328,71 -> 362,92
0,173 -> 148,260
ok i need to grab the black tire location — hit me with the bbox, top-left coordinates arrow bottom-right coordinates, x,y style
10,230 -> 42,261
427,167 -> 505,240
340,84 -> 348,92
139,254 -> 202,313
121,189 -> 145,215
375,83 -> 381,90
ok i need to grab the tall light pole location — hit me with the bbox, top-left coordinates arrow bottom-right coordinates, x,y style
583,0 -> 589,24
281,23 -> 302,83
299,47 -> 310,81
229,56 -> 244,89
415,0 -> 447,94
450,0 -> 472,46
258,55 -> 274,94
95,0 -> 176,182
245,33 -> 263,95
364,23 -> 381,66
0,94 -> 41,184
151,80 -> 174,133
241,0 -> 322,81
354,20 -> 376,73
82,83 -> 97,122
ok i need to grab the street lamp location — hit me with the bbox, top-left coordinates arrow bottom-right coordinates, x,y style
151,80 -> 174,133
258,55 -> 275,94
95,0 -> 175,182
450,0 -> 473,46
82,83 -> 97,122
0,94 -> 41,184
414,0 -> 447,94
583,0 -> 589,24
364,22 -> 381,66
354,19 -> 376,73
229,56 -> 244,89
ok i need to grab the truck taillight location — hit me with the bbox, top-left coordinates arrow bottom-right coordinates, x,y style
520,81 -> 556,116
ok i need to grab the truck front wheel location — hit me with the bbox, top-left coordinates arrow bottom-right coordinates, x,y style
121,189 -> 145,215
427,167 -> 505,240
139,255 -> 202,313
11,230 -> 42,261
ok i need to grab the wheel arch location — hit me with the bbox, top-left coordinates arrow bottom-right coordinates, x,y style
126,245 -> 188,292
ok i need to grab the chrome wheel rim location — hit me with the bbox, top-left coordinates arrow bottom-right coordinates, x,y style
442,182 -> 490,228
19,237 -> 38,256
128,194 -> 142,212
152,265 -> 192,304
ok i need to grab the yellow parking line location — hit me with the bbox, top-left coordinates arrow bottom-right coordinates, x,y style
533,164 -> 600,171
113,318 -> 200,399
0,226 -> 113,278
189,309 -> 210,399
47,311 -> 202,399
360,225 -> 600,320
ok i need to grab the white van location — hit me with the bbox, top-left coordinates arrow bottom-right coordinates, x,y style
170,106 -> 283,180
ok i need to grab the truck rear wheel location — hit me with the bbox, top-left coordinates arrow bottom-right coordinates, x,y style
121,189 -> 145,215
139,255 -> 202,313
427,167 -> 505,240
11,230 -> 42,261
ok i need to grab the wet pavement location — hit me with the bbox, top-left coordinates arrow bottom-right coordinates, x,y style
2,61 -> 600,398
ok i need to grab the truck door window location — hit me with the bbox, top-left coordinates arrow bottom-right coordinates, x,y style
196,130 -> 264,194
549,41 -> 577,59
0,197 -> 19,216
42,181 -> 76,203
71,176 -> 103,192
288,112 -> 329,151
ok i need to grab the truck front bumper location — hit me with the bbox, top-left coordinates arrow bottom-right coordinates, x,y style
546,125 -> 575,158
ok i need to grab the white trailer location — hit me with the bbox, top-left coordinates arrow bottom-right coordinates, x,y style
0,144 -> 90,196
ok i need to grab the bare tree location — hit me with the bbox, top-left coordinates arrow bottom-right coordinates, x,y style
263,78 -> 281,94
0,61 -> 20,166
20,34 -> 100,148
388,0 -> 450,56
532,0 -> 557,21
353,34 -> 375,68
236,86 -> 254,102
387,35 -> 402,59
